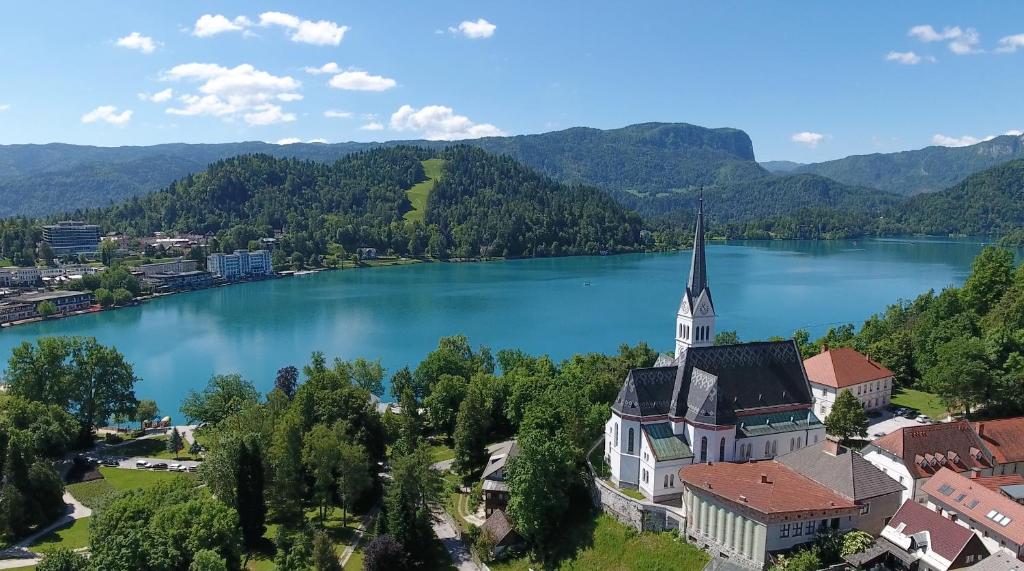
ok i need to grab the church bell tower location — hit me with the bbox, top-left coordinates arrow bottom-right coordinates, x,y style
675,194 -> 716,357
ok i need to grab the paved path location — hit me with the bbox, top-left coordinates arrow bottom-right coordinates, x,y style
430,505 -> 480,571
338,504 -> 380,568
0,492 -> 92,568
867,411 -> 929,440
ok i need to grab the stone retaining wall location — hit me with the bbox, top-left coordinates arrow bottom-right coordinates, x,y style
587,438 -> 685,533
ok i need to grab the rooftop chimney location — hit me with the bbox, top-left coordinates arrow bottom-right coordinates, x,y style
760,473 -> 770,484
978,423 -> 985,438
823,436 -> 842,456
821,342 -> 830,353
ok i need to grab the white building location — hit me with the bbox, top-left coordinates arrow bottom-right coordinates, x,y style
803,346 -> 894,419
603,198 -> 825,502
0,267 -> 42,287
138,258 -> 198,277
207,250 -> 273,280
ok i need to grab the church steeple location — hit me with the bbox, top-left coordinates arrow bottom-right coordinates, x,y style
675,192 -> 716,357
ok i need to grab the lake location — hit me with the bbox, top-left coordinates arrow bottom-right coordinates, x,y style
0,238 -> 997,416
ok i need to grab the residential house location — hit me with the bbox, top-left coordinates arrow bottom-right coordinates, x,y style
923,468 -> 1024,561
777,436 -> 904,534
803,346 -> 894,418
480,510 -> 522,559
9,290 -> 91,315
965,549 -> 1023,570
862,421 -> 996,503
0,301 -> 36,324
0,267 -> 42,287
145,270 -> 213,291
605,198 -> 825,502
974,418 -> 1024,476
482,441 -> 518,517
973,474 -> 1024,505
680,460 -> 859,569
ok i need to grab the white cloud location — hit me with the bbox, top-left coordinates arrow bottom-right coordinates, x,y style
452,18 -> 496,39
932,129 -> 1023,147
276,137 -> 302,145
996,34 -> 1024,53
162,63 -> 301,126
389,104 -> 504,140
360,122 -> 384,131
305,62 -> 341,75
116,32 -> 157,54
0,104 -> 10,112
949,28 -> 981,54
790,131 -> 825,148
328,70 -> 397,91
81,105 -> 133,126
138,88 -> 174,103
259,11 -> 348,46
193,14 -> 252,37
885,51 -> 935,65
907,25 -> 980,55
324,110 -> 353,119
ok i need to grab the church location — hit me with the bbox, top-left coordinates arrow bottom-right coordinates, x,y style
604,198 -> 825,502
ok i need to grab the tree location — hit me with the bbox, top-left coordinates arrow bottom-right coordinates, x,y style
269,411 -> 305,529
924,337 -> 992,416
274,528 -> 312,571
505,430 -> 575,558
304,423 -> 342,522
841,530 -> 875,557
362,535 -> 408,571
962,246 -> 1015,316
769,546 -> 821,571
37,301 -> 57,317
189,549 -> 228,571
37,548 -> 89,571
167,427 -> 184,459
189,440 -> 203,457
94,287 -> 115,308
100,239 -> 118,266
336,441 -> 371,526
236,440 -> 267,549
313,530 -> 342,571
824,390 -> 868,441
275,366 -> 299,399
452,379 -> 490,476
181,374 -> 260,425
714,330 -> 740,345
352,358 -> 385,398
423,374 -> 468,441
136,399 -> 158,430
112,288 -> 134,306
384,448 -> 442,563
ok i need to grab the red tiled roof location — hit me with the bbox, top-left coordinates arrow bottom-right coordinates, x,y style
886,499 -> 978,562
679,460 -> 857,516
973,474 -> 1024,493
974,417 -> 1024,464
870,421 -> 993,479
922,468 -> 1024,546
803,347 -> 893,389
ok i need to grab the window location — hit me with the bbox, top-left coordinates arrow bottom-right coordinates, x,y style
793,522 -> 803,537
628,428 -> 635,454
765,441 -> 771,456
664,474 -> 669,488
678,323 -> 683,337
789,437 -> 795,452
719,438 -> 726,462
860,504 -> 870,516
700,437 -> 708,463
771,440 -> 778,455
670,474 -> 675,487
796,437 -> 802,449
614,423 -> 619,447
780,524 -> 790,538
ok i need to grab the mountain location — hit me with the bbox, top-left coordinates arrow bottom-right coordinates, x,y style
792,134 -> 1024,196
75,146 -> 644,262
0,123 -> 762,217
760,160 -> 804,173
888,158 -> 1024,236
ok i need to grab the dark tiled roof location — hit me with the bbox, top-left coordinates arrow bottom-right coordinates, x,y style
481,510 -> 519,546
612,366 -> 678,416
482,441 -> 519,481
886,499 -> 981,563
966,549 -> 1023,571
643,423 -> 693,461
737,410 -> 822,437
671,340 -> 814,424
776,442 -> 904,501
868,421 -> 994,479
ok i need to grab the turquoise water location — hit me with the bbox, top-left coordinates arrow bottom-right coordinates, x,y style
0,238 -> 996,416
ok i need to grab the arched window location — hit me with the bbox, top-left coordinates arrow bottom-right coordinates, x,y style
614,423 -> 619,447
678,323 -> 683,337
670,474 -> 675,487
628,428 -> 635,454
771,440 -> 778,455
796,437 -> 802,449
790,438 -> 795,452
700,437 -> 708,463
664,474 -> 669,488
765,441 -> 771,456
719,438 -> 726,462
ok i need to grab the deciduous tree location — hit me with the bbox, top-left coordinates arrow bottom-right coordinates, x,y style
824,390 -> 868,441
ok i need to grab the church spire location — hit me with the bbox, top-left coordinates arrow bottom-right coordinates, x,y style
687,190 -> 707,298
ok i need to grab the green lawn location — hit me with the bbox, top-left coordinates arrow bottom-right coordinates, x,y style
891,387 -> 949,419
403,158 -> 446,223
427,443 -> 456,463
30,517 -> 91,554
491,512 -> 709,571
67,467 -> 188,508
616,485 -> 646,501
110,435 -> 200,460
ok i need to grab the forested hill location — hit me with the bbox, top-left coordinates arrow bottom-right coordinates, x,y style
792,134 -> 1024,196
77,146 -> 644,262
0,122 -> 761,217
887,158 -> 1024,236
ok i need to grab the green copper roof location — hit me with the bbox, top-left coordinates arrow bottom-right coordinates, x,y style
643,423 -> 693,461
737,410 -> 822,437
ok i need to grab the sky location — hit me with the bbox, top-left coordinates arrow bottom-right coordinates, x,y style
0,2 -> 1022,162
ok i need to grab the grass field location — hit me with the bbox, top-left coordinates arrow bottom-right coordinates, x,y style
30,517 -> 91,554
491,511 -> 709,571
67,466 -> 188,508
403,158 -> 445,223
427,442 -> 456,463
891,387 -> 949,419
110,435 -> 200,460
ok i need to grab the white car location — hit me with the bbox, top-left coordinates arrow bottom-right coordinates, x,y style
135,460 -> 149,469
917,415 -> 932,424
169,463 -> 184,472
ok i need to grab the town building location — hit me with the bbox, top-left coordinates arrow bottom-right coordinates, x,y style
777,436 -> 904,534
862,421 -> 996,504
973,474 -> 1024,505
974,418 -> 1024,476
42,221 -> 101,255
145,270 -> 213,291
965,549 -> 1023,570
0,267 -> 42,287
138,258 -> 198,277
356,247 -> 378,260
207,250 -> 273,280
480,510 -> 522,559
923,468 -> 1024,561
680,460 -> 859,569
803,346 -> 894,418
0,301 -> 37,324
9,290 -> 92,315
482,441 -> 518,517
604,198 -> 825,501
853,499 -> 992,571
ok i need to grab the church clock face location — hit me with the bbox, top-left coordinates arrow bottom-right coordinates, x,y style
697,300 -> 710,315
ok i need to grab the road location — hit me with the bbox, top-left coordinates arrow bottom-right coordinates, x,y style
430,506 -> 481,571
0,492 -> 92,569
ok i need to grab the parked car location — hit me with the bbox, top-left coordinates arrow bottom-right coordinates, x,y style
102,458 -> 120,467
917,415 -> 932,424
135,460 -> 150,469
903,410 -> 919,419
185,465 -> 198,473
150,462 -> 169,470
872,431 -> 886,438
169,463 -> 184,472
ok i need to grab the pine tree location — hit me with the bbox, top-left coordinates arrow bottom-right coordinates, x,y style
312,530 -> 341,571
167,428 -> 183,459
236,441 -> 267,549
452,381 -> 489,477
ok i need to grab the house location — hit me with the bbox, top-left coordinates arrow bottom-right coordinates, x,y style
0,301 -> 36,324
479,510 -> 522,558
604,198 -> 825,502
803,346 -> 894,418
9,290 -> 92,315
0,267 -> 42,287
482,441 -> 518,517
356,247 -> 378,260
680,460 -> 859,569
852,500 -> 991,571
965,549 -> 1023,570
776,436 -> 904,534
973,474 -> 1024,504
923,468 -> 1024,561
145,270 -> 213,291
974,418 -> 1024,476
138,258 -> 198,277
862,421 -> 996,503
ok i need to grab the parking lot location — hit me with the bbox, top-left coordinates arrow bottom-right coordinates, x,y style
867,408 -> 940,441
